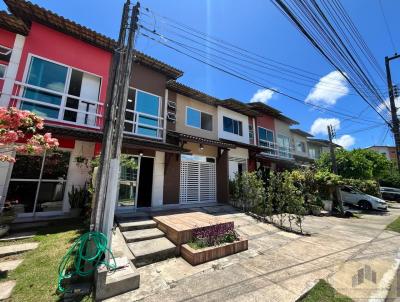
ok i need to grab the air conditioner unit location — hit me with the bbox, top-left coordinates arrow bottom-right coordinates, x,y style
167,112 -> 176,122
168,100 -> 176,110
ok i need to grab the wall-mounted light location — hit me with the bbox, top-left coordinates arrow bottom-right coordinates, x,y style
139,151 -> 144,157
199,144 -> 204,151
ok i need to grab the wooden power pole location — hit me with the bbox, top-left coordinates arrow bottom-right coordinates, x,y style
327,125 -> 344,214
91,1 -> 140,240
385,54 -> 400,171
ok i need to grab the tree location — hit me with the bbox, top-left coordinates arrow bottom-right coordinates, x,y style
0,107 -> 58,162
317,148 -> 391,180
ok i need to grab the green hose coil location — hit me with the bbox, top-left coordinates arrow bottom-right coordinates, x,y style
57,231 -> 116,293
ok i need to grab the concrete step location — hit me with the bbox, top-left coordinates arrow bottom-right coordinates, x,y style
128,237 -> 176,267
10,222 -> 48,231
0,280 -> 16,300
0,242 -> 39,258
119,219 -> 157,232
95,257 -> 140,301
122,228 -> 165,243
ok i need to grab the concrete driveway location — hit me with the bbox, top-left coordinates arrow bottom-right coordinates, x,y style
106,204 -> 400,302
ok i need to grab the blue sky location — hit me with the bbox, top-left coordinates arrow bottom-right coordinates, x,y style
1,0 -> 399,149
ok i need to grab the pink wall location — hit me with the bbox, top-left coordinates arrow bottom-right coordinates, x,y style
15,22 -> 112,128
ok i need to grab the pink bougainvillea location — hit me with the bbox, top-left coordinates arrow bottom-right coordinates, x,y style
0,107 -> 58,162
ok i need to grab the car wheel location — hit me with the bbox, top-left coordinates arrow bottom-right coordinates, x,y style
358,200 -> 372,210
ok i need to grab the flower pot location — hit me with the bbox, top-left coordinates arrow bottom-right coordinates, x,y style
0,224 -> 10,238
181,238 -> 248,266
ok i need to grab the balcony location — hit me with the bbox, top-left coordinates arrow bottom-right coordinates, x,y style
124,109 -> 164,140
259,140 -> 294,160
9,81 -> 104,129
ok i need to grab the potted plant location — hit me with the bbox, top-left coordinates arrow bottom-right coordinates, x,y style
68,185 -> 90,217
0,200 -> 18,238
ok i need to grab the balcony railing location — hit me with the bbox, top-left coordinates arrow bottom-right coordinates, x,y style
259,140 -> 294,160
9,81 -> 104,129
124,109 -> 164,140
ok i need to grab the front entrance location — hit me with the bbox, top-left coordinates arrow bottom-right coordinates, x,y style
117,156 -> 154,211
179,155 -> 216,204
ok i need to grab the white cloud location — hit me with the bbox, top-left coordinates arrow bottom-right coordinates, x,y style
310,118 -> 340,136
333,134 -> 355,149
305,71 -> 349,106
377,97 -> 400,113
250,89 -> 274,103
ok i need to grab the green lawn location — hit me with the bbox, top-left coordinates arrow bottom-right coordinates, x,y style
386,216 -> 400,233
299,280 -> 353,302
4,220 -> 88,302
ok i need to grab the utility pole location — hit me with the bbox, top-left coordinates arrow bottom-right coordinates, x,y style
91,1 -> 140,241
385,54 -> 400,171
327,125 -> 343,214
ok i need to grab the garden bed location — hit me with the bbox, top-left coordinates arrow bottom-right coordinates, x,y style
181,238 -> 248,265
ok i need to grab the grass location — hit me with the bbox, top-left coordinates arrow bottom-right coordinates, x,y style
3,220 -> 87,302
299,280 -> 353,302
386,216 -> 400,233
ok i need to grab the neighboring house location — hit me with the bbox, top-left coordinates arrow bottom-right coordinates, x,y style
0,0 -> 321,220
248,102 -> 299,172
365,146 -> 397,164
290,129 -> 314,166
307,138 -> 332,160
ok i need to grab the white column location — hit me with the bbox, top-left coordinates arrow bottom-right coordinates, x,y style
151,151 -> 165,207
0,151 -> 15,211
62,141 -> 95,212
0,34 -> 25,107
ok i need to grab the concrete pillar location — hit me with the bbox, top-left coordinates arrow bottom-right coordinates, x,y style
217,148 -> 229,203
0,34 -> 25,107
151,151 -> 165,207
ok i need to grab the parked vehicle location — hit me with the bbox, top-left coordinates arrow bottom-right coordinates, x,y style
380,187 -> 400,201
340,186 -> 388,211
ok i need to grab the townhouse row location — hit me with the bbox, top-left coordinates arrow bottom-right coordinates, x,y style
0,0 -> 332,218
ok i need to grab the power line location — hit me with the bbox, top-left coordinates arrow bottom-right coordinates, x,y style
140,31 -> 385,126
379,0 -> 397,53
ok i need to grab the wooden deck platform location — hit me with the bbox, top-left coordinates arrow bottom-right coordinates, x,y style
153,212 -> 234,246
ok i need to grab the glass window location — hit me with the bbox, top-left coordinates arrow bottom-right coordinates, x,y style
136,91 -> 159,116
223,117 -> 242,136
0,64 -> 6,78
181,154 -> 215,162
258,128 -> 274,144
6,150 -> 71,214
296,141 -> 306,153
186,107 -> 201,128
186,107 -> 213,131
26,57 -> 68,92
118,156 -> 138,207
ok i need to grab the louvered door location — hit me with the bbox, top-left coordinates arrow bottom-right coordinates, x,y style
180,160 -> 216,204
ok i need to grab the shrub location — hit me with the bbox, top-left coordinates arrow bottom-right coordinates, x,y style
189,222 -> 239,249
230,171 -> 266,212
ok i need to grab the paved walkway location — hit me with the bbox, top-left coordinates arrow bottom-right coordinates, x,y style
106,204 -> 400,302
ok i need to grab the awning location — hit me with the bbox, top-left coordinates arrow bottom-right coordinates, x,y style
167,131 -> 236,149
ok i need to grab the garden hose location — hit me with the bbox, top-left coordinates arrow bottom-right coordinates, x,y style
57,231 -> 116,293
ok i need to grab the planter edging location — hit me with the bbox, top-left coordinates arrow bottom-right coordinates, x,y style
181,238 -> 248,266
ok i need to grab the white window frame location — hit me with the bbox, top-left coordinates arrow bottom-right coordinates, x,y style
7,148 -> 72,217
0,63 -> 6,79
16,53 -> 104,128
257,126 -> 275,145
185,106 -> 213,132
223,116 -> 243,136
124,87 -> 163,140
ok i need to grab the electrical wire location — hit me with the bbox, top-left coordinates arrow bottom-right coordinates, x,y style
379,0 -> 397,53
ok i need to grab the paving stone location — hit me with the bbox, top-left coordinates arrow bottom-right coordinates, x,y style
0,259 -> 23,272
0,242 -> 39,258
122,228 -> 164,243
0,231 -> 37,242
0,280 -> 16,300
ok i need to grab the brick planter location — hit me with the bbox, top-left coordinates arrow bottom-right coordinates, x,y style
181,239 -> 248,266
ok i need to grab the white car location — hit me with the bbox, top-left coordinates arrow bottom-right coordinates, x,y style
340,186 -> 388,211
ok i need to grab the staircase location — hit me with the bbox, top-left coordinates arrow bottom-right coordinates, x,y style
118,218 -> 176,267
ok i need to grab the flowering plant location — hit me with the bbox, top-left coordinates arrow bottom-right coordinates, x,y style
0,107 -> 58,162
189,221 -> 239,249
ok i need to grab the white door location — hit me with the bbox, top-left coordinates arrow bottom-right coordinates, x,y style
180,159 -> 216,204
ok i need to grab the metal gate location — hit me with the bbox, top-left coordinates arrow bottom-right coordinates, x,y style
179,160 -> 216,204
